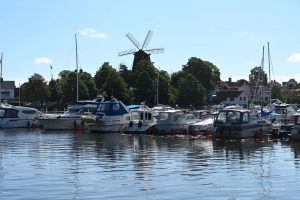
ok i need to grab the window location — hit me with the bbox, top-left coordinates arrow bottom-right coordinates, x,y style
5,109 -> 19,118
243,97 -> 246,101
239,97 -> 242,101
22,110 -> 37,115
230,97 -> 234,101
242,113 -> 249,123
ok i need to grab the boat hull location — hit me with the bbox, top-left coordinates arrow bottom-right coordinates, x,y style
39,118 -> 82,130
0,118 -> 40,128
213,124 -> 263,139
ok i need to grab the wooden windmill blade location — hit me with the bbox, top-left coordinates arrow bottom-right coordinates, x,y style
118,48 -> 137,56
144,48 -> 164,54
125,33 -> 141,49
141,30 -> 153,50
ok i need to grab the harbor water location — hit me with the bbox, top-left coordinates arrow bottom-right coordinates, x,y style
1,129 -> 300,199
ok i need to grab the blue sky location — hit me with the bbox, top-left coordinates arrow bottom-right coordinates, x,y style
1,0 -> 300,85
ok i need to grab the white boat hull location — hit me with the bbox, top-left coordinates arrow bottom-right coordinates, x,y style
0,118 -> 40,128
39,117 -> 82,130
87,123 -> 128,133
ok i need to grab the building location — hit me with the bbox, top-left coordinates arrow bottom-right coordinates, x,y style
1,81 -> 15,100
217,90 -> 248,108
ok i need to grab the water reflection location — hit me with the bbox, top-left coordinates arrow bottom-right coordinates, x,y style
1,130 -> 300,199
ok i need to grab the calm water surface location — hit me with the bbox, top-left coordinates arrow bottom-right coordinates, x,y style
1,129 -> 300,199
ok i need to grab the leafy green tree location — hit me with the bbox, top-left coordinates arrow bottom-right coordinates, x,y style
157,70 -> 176,106
48,79 -> 63,103
237,79 -> 249,85
182,57 -> 220,91
94,62 -> 115,93
21,73 -> 50,104
176,73 -> 205,108
133,60 -> 156,105
271,84 -> 283,101
249,66 -> 268,86
79,70 -> 99,99
119,64 -> 134,87
94,62 -> 130,103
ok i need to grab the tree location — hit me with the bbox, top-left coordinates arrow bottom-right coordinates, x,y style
182,57 -> 220,92
94,62 -> 115,93
21,73 -> 50,104
176,73 -> 206,108
157,70 -> 176,106
271,84 -> 283,101
48,79 -> 63,103
133,60 -> 156,106
249,66 -> 268,86
119,64 -> 134,87
237,79 -> 249,85
94,62 -> 130,103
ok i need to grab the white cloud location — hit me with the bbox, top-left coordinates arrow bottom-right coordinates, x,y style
34,57 -> 52,65
287,53 -> 300,63
240,31 -> 249,36
77,28 -> 109,39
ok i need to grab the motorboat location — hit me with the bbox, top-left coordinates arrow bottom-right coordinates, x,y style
189,114 -> 216,137
0,103 -> 43,128
212,106 -> 269,139
290,113 -> 300,140
270,103 -> 296,138
152,109 -> 200,135
38,100 -> 100,130
83,98 -> 131,133
124,106 -> 157,134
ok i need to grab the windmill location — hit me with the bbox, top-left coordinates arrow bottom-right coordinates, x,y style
119,30 -> 164,72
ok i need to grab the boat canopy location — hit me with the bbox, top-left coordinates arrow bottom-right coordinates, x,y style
96,99 -> 129,116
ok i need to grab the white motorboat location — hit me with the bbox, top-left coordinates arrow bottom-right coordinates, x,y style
0,103 -> 43,128
213,106 -> 270,139
270,103 -> 296,138
124,107 -> 157,134
290,113 -> 300,140
152,110 -> 200,135
38,101 -> 98,130
83,98 -> 131,133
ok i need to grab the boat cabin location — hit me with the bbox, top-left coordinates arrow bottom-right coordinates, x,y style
214,108 -> 253,126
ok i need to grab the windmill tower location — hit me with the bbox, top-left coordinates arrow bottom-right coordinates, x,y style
119,30 -> 164,72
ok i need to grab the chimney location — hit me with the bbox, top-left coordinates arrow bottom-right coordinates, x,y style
228,77 -> 232,83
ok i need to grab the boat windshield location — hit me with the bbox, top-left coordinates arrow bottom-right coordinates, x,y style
216,110 -> 241,123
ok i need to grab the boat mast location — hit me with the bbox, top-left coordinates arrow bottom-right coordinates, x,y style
267,42 -> 271,106
0,53 -> 3,103
260,46 -> 265,107
75,33 -> 79,102
156,68 -> 159,106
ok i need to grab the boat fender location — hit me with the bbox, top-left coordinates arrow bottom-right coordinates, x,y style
138,121 -> 142,127
255,129 -> 262,140
147,127 -> 154,135
170,129 -> 176,135
31,123 -> 38,128
129,121 -> 133,127
191,129 -> 199,137
75,123 -> 83,131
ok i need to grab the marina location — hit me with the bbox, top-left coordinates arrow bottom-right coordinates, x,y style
1,129 -> 300,199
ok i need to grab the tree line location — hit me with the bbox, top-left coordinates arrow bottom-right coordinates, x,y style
19,57 -> 220,110
19,57 -> 300,110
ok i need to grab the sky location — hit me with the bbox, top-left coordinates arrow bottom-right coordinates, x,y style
1,0 -> 300,86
